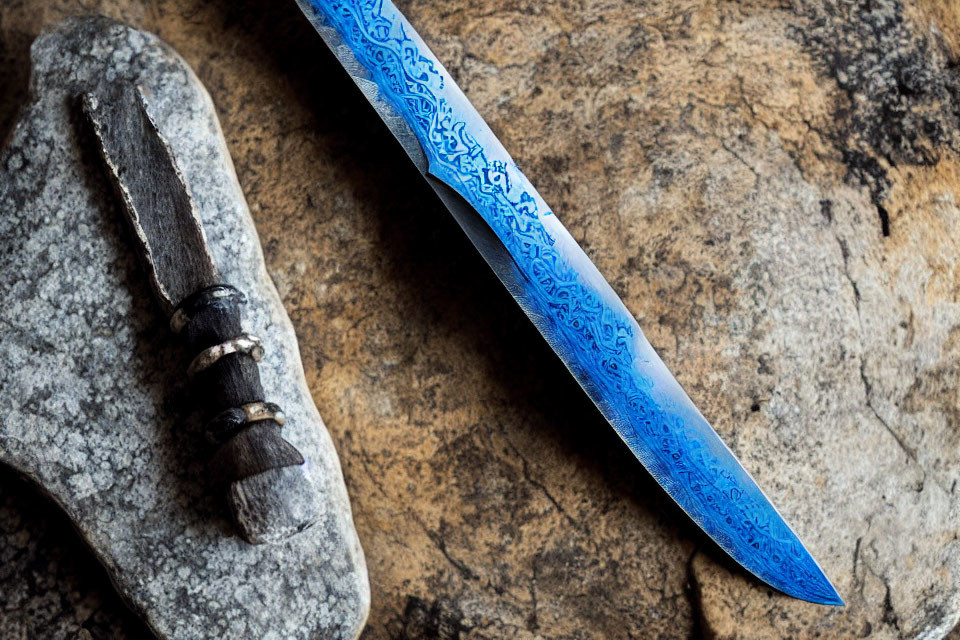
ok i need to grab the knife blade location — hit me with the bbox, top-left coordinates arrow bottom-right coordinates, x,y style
82,83 -> 322,544
294,0 -> 842,604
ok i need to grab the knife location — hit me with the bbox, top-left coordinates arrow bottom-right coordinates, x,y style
81,83 -> 321,545
294,0 -> 842,604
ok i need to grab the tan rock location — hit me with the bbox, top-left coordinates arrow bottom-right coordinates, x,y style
2,0 -> 960,638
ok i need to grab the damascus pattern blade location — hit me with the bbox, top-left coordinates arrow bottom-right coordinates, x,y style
295,0 -> 842,605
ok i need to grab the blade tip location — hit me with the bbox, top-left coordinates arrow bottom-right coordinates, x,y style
805,589 -> 845,607
816,583 -> 845,607
789,571 -> 845,606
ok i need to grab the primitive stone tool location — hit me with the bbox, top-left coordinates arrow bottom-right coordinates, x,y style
81,83 -> 321,545
0,16 -> 367,638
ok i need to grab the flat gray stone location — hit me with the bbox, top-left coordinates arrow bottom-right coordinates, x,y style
0,16 -> 368,639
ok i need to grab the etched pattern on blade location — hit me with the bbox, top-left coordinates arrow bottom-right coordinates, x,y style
298,0 -> 842,605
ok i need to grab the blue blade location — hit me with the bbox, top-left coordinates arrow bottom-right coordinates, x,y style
296,0 -> 842,606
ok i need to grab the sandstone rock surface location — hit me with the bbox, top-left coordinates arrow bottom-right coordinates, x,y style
0,16 -> 368,640
2,1 -> 960,639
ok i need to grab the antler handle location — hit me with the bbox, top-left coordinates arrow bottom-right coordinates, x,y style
174,285 -> 321,544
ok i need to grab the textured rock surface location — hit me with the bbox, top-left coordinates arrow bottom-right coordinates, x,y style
0,16 -> 367,640
2,1 -> 960,639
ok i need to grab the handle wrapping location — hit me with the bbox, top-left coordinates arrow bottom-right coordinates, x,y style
173,285 -> 319,543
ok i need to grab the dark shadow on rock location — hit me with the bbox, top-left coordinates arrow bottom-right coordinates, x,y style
0,12 -> 32,148
203,0 -> 693,521
0,465 -> 155,639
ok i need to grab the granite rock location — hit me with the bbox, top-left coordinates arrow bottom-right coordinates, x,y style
0,16 -> 368,640
2,1 -> 960,639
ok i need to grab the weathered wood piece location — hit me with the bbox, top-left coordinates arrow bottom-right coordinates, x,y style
82,83 -> 319,544
0,16 -> 368,639
80,85 -> 218,315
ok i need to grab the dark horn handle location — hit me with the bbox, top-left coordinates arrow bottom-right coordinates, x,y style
173,285 -> 320,544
